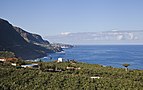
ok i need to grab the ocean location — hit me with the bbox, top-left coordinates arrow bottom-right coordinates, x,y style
42,45 -> 143,70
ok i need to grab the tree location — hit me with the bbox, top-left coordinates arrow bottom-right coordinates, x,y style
122,64 -> 130,71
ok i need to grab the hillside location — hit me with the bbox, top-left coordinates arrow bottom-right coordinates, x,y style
14,26 -> 50,45
0,61 -> 143,90
0,18 -> 53,59
14,26 -> 63,52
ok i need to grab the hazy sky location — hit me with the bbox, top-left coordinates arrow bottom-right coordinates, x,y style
1,0 -> 143,36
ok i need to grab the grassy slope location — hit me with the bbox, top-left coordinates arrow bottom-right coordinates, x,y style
0,62 -> 143,90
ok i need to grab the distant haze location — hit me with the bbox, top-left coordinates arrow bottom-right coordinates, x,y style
44,30 -> 143,45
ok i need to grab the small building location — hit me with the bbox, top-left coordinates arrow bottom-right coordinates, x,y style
57,58 -> 63,62
90,76 -> 101,79
0,58 -> 18,62
66,66 -> 81,70
74,67 -> 81,70
66,66 -> 75,70
0,58 -> 6,62
6,58 -> 18,62
11,63 -> 17,66
21,64 -> 39,68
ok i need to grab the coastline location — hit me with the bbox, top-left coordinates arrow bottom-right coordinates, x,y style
40,45 -> 143,70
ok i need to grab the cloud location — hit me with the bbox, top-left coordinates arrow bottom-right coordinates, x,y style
60,32 -> 71,35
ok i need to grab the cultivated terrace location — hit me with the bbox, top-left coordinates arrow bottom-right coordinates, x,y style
0,57 -> 143,90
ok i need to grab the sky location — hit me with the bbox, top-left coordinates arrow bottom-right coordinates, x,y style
1,0 -> 143,36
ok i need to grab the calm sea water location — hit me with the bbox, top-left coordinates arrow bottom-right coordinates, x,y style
42,45 -> 143,70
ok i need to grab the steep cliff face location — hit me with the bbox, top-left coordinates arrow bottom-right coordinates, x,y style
0,18 -> 53,59
14,27 -> 50,45
0,19 -> 27,46
14,26 -> 63,52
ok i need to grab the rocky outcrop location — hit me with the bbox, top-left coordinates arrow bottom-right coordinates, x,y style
14,26 -> 63,52
51,43 -> 74,49
14,26 -> 50,45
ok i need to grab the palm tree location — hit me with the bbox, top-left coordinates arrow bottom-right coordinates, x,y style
122,64 -> 130,71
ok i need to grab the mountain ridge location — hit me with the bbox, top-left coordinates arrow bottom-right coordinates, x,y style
0,18 -> 56,59
14,26 -> 50,45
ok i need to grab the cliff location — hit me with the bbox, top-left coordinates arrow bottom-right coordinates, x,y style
14,26 -> 50,45
0,18 -> 54,59
14,26 -> 63,52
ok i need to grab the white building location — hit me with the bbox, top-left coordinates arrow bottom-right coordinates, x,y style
21,64 -> 39,68
11,63 -> 17,66
57,58 -> 63,62
90,76 -> 101,79
0,58 -> 6,61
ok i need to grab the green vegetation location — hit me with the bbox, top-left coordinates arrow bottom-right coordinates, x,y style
0,51 -> 15,58
0,60 -> 143,90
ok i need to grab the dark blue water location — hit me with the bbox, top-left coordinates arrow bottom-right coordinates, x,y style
42,45 -> 143,70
